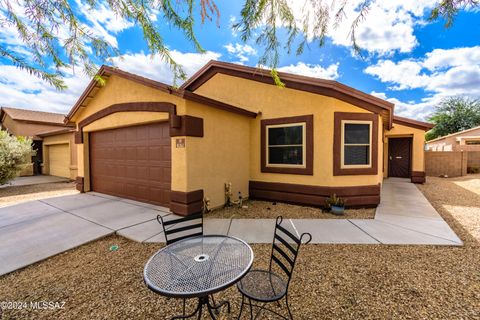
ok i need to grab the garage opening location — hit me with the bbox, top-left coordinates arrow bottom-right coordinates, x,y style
89,122 -> 171,207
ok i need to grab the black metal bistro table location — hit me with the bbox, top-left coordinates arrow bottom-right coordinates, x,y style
144,235 -> 254,319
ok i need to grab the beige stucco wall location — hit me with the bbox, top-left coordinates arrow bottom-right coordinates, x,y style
384,122 -> 426,174
42,132 -> 77,180
73,75 -> 184,192
178,100 -> 250,208
194,73 -> 384,187
2,114 -> 66,139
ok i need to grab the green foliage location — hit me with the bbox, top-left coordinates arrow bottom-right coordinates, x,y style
0,131 -> 34,185
0,0 -> 477,88
325,194 -> 345,208
426,96 -> 480,141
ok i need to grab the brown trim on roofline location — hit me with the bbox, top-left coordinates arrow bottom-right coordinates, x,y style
333,112 -> 379,176
37,128 -> 75,138
180,61 -> 393,128
170,190 -> 204,216
393,116 -> 434,131
180,91 -> 258,118
249,181 -> 381,207
261,115 -> 314,175
411,171 -> 426,184
66,65 -> 257,123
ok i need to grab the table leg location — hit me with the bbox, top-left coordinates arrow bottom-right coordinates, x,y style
171,296 -> 230,320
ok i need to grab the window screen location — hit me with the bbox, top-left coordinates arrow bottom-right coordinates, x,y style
343,123 -> 370,166
267,125 -> 304,165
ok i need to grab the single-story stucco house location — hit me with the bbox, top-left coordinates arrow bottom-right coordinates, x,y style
65,61 -> 433,216
426,125 -> 480,151
0,107 -> 73,176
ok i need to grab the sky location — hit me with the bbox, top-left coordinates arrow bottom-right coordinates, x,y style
0,0 -> 479,121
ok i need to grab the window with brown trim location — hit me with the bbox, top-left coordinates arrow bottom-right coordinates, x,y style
261,115 -> 313,175
334,112 -> 378,176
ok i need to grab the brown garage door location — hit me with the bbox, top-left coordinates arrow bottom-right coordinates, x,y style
89,122 -> 171,207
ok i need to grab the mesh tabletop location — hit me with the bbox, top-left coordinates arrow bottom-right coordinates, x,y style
144,235 -> 254,298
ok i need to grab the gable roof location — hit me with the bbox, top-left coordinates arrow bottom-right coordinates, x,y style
1,107 -> 66,125
65,65 -> 257,122
393,116 -> 434,131
181,60 -> 395,129
427,125 -> 480,143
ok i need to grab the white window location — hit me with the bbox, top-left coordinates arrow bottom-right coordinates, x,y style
341,120 -> 372,168
266,122 -> 306,167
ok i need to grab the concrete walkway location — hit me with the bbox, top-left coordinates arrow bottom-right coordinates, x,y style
0,179 -> 462,276
121,179 -> 462,246
0,175 -> 70,188
0,192 -> 170,276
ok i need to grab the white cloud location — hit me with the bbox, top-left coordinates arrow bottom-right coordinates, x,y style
365,46 -> 480,96
277,62 -> 339,80
224,43 -> 257,62
288,0 -> 437,55
0,65 -> 90,114
109,50 -> 221,84
74,0 -> 135,48
367,46 -> 480,121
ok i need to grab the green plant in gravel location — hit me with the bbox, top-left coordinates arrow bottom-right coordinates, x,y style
0,131 -> 34,185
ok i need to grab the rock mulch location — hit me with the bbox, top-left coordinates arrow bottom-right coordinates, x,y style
206,200 -> 376,220
0,182 -> 77,208
1,176 -> 479,319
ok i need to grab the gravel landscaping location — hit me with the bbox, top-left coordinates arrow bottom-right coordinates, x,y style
0,182 -> 78,208
206,200 -> 376,219
1,176 -> 479,319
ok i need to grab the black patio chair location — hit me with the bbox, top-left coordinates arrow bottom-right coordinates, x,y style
157,212 -> 203,245
236,216 -> 312,320
157,212 -> 226,318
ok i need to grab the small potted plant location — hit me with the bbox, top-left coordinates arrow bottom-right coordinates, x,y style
326,194 -> 345,215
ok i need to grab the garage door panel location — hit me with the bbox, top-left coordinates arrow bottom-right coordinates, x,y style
48,144 -> 70,178
90,122 -> 171,207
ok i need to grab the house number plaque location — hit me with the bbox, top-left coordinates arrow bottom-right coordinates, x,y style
176,138 -> 185,148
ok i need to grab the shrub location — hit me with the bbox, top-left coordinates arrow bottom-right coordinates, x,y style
0,131 -> 34,185
468,166 -> 480,174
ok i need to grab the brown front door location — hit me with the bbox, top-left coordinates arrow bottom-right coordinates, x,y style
388,138 -> 412,178
89,122 -> 171,207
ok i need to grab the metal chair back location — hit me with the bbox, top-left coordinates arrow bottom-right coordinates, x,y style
269,216 -> 312,289
157,212 -> 203,245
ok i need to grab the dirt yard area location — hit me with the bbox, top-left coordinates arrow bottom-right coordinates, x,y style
206,200 -> 376,219
0,176 -> 479,319
0,182 -> 78,208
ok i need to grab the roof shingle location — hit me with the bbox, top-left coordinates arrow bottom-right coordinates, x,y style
1,107 -> 66,124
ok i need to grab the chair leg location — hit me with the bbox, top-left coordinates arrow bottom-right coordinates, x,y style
285,295 -> 293,320
248,298 -> 254,320
237,295 -> 245,320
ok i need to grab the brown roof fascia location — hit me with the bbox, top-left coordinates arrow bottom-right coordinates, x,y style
65,65 -> 173,123
181,91 -> 257,118
37,128 -> 75,138
66,65 -> 258,122
180,60 -> 394,128
393,116 -> 434,131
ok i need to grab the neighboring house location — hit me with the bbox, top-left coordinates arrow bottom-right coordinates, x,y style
37,128 -> 78,180
426,126 -> 480,151
0,107 -> 72,176
65,61 -> 433,216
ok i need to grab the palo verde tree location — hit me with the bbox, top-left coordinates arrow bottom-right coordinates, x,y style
426,96 -> 480,141
0,0 -> 478,88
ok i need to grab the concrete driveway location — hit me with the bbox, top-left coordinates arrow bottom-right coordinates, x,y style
0,192 -> 170,276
